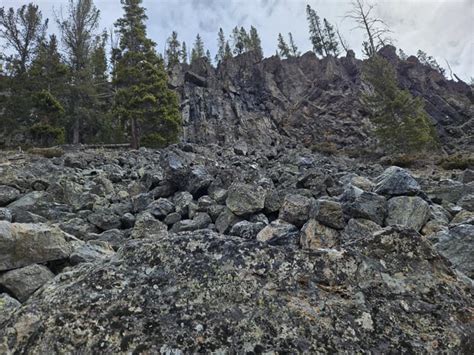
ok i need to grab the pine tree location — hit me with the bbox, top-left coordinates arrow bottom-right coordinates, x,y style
232,26 -> 244,55
277,33 -> 290,59
206,49 -> 212,65
288,33 -> 300,57
166,31 -> 181,69
306,5 -> 328,57
191,34 -> 205,63
216,28 -> 226,63
224,41 -> 233,60
249,26 -> 263,59
239,27 -> 251,52
416,50 -> 445,76
180,41 -> 188,64
113,0 -> 181,149
323,18 -> 340,57
362,55 -> 439,154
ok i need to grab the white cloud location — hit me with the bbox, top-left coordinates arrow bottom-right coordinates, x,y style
1,0 -> 472,80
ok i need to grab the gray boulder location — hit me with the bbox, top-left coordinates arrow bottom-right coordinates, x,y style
433,224 -> 474,278
215,208 -> 241,234
87,209 -> 121,231
386,196 -> 430,232
173,191 -> 194,217
374,166 -> 421,196
226,183 -> 266,216
131,212 -> 168,239
70,241 -> 115,265
300,219 -> 340,250
256,219 -> 298,243
278,194 -> 313,227
147,198 -> 175,219
458,194 -> 474,212
229,221 -> 266,239
264,189 -> 283,214
0,208 -> 12,222
0,222 -> 72,271
170,213 -> 212,233
341,218 -> 382,244
164,212 -> 182,226
186,166 -> 213,198
86,229 -> 128,250
0,293 -> 21,324
342,186 -> 387,225
311,199 -> 345,230
0,185 -> 20,206
0,264 -> 54,302
234,141 -> 248,156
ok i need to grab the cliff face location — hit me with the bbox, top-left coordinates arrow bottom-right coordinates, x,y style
171,46 -> 473,153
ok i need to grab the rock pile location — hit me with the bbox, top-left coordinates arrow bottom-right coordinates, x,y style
0,145 -> 473,353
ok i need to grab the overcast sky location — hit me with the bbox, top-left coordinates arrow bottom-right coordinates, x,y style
1,0 -> 473,80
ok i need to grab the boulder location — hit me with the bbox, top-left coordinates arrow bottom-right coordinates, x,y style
215,208 -> 241,234
256,219 -> 298,243
451,210 -> 474,225
170,213 -> 212,233
131,193 -> 154,213
147,198 -> 175,219
341,186 -> 387,225
86,229 -> 128,250
0,228 -> 472,353
311,199 -> 345,230
0,264 -> 54,302
234,141 -> 248,156
164,212 -> 182,226
300,219 -> 340,250
0,185 -> 20,206
226,183 -> 266,216
386,196 -> 430,232
59,218 -> 99,239
0,293 -> 21,325
264,189 -> 283,214
186,166 -> 213,198
229,221 -> 266,239
130,212 -> 168,239
278,194 -> 313,227
0,222 -> 72,271
433,224 -> 474,278
87,209 -> 121,231
173,191 -> 194,217
341,218 -> 382,244
458,194 -> 474,212
70,241 -> 115,265
374,166 -> 421,196
0,208 -> 12,222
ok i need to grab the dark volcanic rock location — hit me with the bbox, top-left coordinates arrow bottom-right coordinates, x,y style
0,264 -> 54,302
0,229 -> 472,353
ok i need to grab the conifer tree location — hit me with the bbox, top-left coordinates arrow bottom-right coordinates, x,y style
0,3 -> 48,74
232,26 -> 244,55
239,27 -> 251,52
180,41 -> 188,64
224,41 -> 233,60
206,49 -> 212,65
113,0 -> 181,149
288,33 -> 300,57
249,26 -> 263,59
191,34 -> 205,63
277,33 -> 290,59
323,18 -> 340,57
166,31 -> 181,69
306,4 -> 328,57
216,28 -> 226,63
362,55 -> 439,154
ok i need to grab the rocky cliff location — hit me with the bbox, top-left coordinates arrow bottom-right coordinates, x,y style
172,46 -> 473,153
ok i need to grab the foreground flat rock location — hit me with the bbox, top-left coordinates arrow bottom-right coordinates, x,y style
0,222 -> 72,271
0,229 -> 472,353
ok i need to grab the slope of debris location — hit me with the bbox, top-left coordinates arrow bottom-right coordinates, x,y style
0,144 -> 473,353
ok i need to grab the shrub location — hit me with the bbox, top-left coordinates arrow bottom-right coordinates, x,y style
311,142 -> 338,155
437,154 -> 474,170
30,123 -> 66,147
29,147 -> 65,158
140,133 -> 167,149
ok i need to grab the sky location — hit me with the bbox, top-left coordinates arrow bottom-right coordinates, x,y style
1,0 -> 473,80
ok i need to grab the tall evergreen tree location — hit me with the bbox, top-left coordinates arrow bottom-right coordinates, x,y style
224,41 -> 233,60
166,31 -> 181,69
277,33 -> 290,59
206,49 -> 212,65
191,33 -> 205,63
249,26 -> 263,59
232,26 -> 244,55
362,55 -> 439,153
57,0 -> 101,144
113,0 -> 181,149
288,33 -> 300,57
323,18 -> 340,57
216,28 -> 226,63
239,27 -> 251,51
306,5 -> 328,57
0,3 -> 48,75
180,41 -> 188,64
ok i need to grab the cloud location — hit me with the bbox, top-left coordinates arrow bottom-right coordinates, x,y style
0,0 -> 471,80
